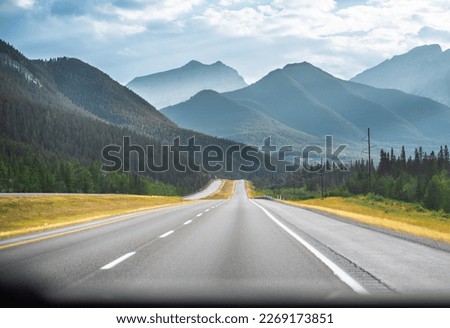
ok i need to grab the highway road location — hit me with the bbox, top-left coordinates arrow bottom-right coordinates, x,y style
183,179 -> 222,200
1,180 -> 450,305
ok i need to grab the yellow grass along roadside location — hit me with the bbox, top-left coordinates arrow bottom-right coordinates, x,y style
205,180 -> 236,199
245,180 -> 256,199
285,197 -> 450,244
0,194 -> 185,239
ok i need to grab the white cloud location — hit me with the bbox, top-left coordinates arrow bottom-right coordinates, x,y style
90,20 -> 147,39
200,6 -> 267,37
199,1 -> 341,38
3,0 -> 450,85
13,0 -> 34,9
272,0 -> 336,11
418,26 -> 450,44
218,0 -> 251,6
99,0 -> 204,23
193,0 -> 450,79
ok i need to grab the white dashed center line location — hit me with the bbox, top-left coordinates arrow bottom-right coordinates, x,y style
159,230 -> 174,238
101,252 -> 136,270
101,204 -> 224,271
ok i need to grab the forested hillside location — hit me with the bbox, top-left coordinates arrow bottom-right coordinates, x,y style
263,145 -> 450,213
34,57 -> 176,139
0,39 -> 266,194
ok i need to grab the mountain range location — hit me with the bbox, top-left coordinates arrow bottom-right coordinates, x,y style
163,61 -> 450,149
3,37 -> 450,193
162,89 -> 319,147
0,39 -> 263,193
352,44 -> 450,107
127,60 -> 247,108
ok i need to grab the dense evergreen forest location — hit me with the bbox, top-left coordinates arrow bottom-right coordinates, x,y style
258,145 -> 450,213
0,74 -> 208,194
368,146 -> 450,212
0,139 -> 183,195
0,39 -> 272,195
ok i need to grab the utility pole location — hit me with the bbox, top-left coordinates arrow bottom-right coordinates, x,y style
321,157 -> 324,198
368,128 -> 372,194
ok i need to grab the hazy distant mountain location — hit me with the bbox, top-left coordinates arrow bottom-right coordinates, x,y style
225,62 -> 450,143
351,44 -> 450,107
161,61 -> 450,148
226,63 -> 365,141
127,60 -> 247,108
162,90 -> 319,147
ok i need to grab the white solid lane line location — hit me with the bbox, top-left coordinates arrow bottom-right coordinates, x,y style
196,213 -> 203,217
101,252 -> 136,270
184,220 -> 192,225
250,200 -> 369,296
159,230 -> 174,238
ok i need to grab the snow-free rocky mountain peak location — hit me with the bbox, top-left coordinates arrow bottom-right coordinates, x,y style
127,60 -> 247,109
351,44 -> 450,107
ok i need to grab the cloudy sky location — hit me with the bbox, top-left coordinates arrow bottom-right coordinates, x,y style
1,0 -> 450,84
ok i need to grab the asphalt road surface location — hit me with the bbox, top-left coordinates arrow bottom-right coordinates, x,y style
1,180 -> 450,306
183,179 -> 222,200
